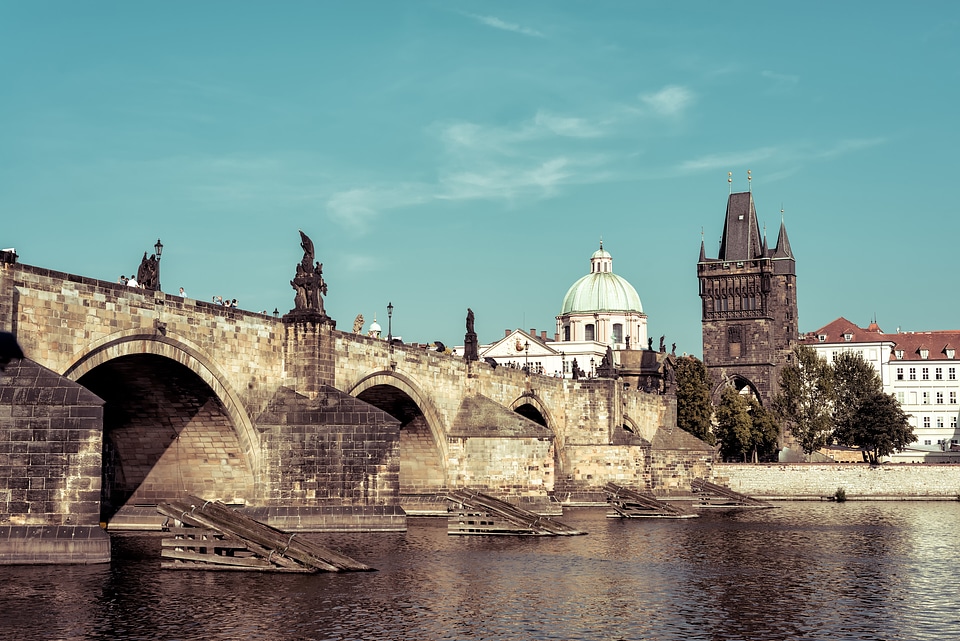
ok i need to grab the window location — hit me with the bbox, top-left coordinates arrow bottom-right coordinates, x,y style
936,367 -> 943,380
937,417 -> 944,428
952,417 -> 958,430
897,367 -> 904,380
612,323 -> 623,343
920,348 -> 929,359
922,367 -> 929,380
946,348 -> 956,359
585,324 -> 595,341
818,335 -> 826,342
950,368 -> 956,380
563,325 -> 571,342
843,332 -> 853,342
924,416 -> 931,428
951,392 -> 957,404
937,392 -> 944,404
909,368 -> 916,380
924,440 -> 932,446
895,349 -> 904,360
923,392 -> 930,405
896,391 -> 905,404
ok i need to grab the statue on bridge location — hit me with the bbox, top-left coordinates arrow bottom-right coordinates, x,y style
284,230 -> 333,325
136,252 -> 160,291
463,308 -> 478,362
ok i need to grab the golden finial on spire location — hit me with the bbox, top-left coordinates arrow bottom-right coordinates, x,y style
728,171 -> 732,194
747,169 -> 752,192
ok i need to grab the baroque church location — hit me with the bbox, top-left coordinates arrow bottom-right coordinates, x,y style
466,242 -> 674,391
697,187 -> 798,407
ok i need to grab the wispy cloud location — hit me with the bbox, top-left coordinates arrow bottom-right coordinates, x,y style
679,148 -> 779,172
761,70 -> 800,93
678,137 -> 888,174
464,13 -> 544,38
641,85 -> 695,116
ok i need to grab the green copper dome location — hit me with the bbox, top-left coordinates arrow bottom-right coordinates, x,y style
560,243 -> 643,314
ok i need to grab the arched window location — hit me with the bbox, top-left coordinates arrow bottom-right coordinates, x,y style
612,323 -> 623,343
585,324 -> 595,341
563,325 -> 571,341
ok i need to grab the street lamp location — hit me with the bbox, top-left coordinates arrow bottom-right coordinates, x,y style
387,302 -> 393,342
590,357 -> 595,378
524,340 -> 530,371
560,351 -> 566,379
154,238 -> 163,291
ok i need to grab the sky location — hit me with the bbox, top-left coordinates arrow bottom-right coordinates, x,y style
3,2 -> 959,357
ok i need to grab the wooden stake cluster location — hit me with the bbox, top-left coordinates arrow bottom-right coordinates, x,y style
446,489 -> 586,536
691,478 -> 773,508
603,483 -> 698,519
157,496 -> 374,572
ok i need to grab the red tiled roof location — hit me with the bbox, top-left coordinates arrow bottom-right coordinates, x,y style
802,317 -> 960,362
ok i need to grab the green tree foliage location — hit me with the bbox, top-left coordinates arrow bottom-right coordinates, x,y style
675,356 -> 715,445
832,351 -> 884,446
747,398 -> 781,463
837,392 -> 915,464
715,386 -> 753,461
774,345 -> 835,454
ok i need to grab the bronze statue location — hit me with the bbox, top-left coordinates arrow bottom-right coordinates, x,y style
290,231 -> 328,316
136,252 -> 159,290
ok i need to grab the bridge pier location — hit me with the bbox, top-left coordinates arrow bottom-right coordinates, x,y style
0,358 -> 111,564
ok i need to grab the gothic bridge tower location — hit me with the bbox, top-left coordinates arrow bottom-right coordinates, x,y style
697,187 -> 797,407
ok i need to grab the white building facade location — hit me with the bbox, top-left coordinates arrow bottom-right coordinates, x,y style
804,317 -> 960,453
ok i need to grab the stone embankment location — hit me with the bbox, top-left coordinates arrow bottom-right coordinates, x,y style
715,463 -> 960,500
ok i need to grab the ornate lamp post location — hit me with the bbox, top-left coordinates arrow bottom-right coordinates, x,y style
560,351 -> 566,378
590,357 -> 595,378
524,340 -> 530,371
387,302 -> 393,342
154,238 -> 164,291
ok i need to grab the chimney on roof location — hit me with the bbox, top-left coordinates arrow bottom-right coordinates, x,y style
541,331 -> 547,340
505,329 -> 511,337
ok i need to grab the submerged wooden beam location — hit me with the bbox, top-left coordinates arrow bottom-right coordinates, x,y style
157,497 -> 374,572
691,478 -> 773,508
603,483 -> 698,519
445,490 -> 586,536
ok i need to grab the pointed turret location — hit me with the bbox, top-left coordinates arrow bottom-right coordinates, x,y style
699,238 -> 706,262
717,192 -> 763,261
773,220 -> 793,259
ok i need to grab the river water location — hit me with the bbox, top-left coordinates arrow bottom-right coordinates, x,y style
3,502 -> 960,641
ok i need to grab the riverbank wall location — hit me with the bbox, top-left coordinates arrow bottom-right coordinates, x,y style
714,463 -> 960,500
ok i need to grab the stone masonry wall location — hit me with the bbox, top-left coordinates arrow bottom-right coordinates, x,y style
716,463 -> 960,499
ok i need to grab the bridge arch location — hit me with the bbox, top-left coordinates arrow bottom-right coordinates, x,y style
509,392 -> 556,432
348,370 -> 449,493
64,331 -> 259,469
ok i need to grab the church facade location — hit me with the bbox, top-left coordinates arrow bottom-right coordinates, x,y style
698,190 -> 798,407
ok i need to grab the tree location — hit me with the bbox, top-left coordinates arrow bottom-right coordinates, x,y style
840,392 -> 915,464
832,351 -> 883,446
747,398 -> 781,463
774,345 -> 835,455
714,386 -> 753,461
675,356 -> 715,445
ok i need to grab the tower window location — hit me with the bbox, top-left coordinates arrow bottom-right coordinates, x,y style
612,323 -> 623,343
585,324 -> 595,341
563,325 -> 570,342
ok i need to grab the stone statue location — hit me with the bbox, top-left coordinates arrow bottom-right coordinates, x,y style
285,230 -> 333,324
648,337 -> 654,351
353,314 -> 364,334
136,252 -> 159,290
659,335 -> 665,353
671,342 -> 676,356
463,307 -> 478,362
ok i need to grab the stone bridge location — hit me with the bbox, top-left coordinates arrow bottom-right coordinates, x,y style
0,257 -> 712,563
